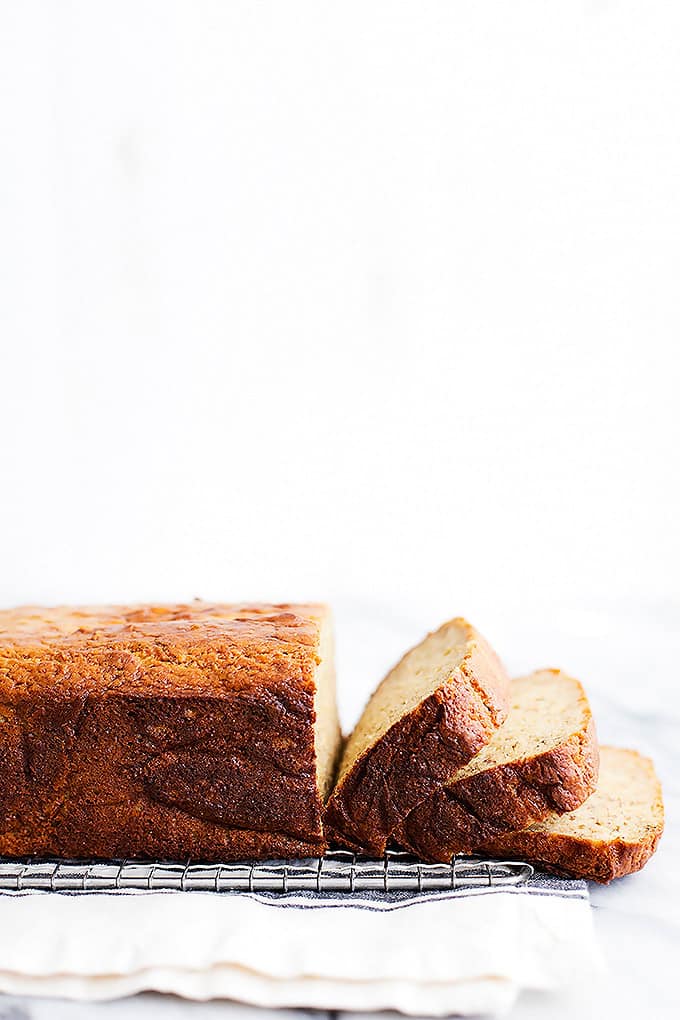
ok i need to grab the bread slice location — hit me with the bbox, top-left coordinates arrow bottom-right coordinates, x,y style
324,618 -> 510,855
480,746 -> 664,883
395,669 -> 599,860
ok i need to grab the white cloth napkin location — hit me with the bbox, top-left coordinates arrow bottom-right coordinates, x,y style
0,871 -> 603,1017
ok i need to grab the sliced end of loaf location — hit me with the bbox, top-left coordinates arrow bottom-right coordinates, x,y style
313,609 -> 343,802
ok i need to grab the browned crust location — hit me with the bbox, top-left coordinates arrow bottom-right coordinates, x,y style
324,621 -> 510,855
395,675 -> 599,861
479,825 -> 663,884
0,602 -> 331,861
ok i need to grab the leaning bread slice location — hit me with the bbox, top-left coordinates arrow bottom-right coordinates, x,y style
395,669 -> 599,860
324,618 -> 510,855
480,746 -> 664,883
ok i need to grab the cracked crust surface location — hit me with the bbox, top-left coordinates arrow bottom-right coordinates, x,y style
324,618 -> 510,855
395,669 -> 599,859
479,746 -> 664,883
0,601 -> 341,860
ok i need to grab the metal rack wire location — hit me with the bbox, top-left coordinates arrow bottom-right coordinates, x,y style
0,850 -> 532,894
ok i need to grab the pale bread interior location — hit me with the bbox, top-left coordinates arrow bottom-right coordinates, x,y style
336,619 -> 474,785
450,669 -> 589,783
521,746 -> 663,841
313,611 -> 342,800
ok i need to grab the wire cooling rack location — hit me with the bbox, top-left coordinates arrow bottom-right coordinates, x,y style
0,850 -> 533,894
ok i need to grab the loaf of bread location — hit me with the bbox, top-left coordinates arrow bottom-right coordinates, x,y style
324,618 -> 510,855
0,602 -> 341,861
479,746 -> 664,882
395,669 -> 599,860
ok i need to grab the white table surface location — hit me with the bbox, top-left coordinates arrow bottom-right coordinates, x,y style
1,600 -> 678,1019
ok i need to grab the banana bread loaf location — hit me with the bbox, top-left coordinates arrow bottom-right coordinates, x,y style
324,617 -> 510,855
0,602 -> 341,861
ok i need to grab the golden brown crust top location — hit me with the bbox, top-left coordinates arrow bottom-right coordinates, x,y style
0,601 -> 327,640
0,601 -> 328,698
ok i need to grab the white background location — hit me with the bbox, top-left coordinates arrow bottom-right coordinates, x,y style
1,9 -> 679,1018
1,1 -> 678,723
